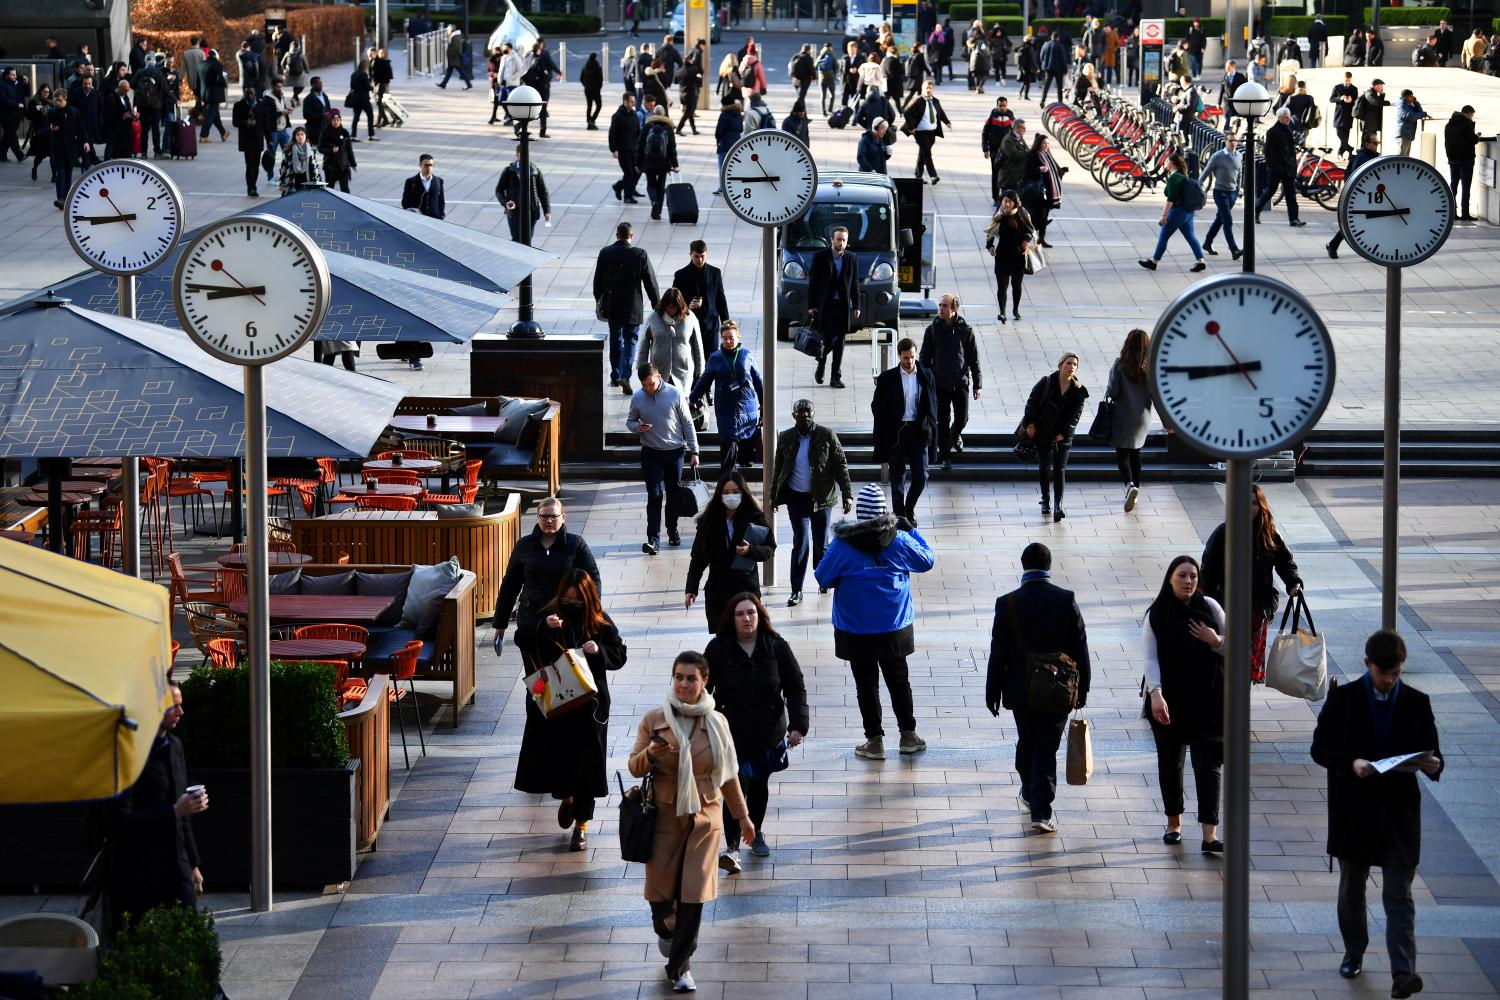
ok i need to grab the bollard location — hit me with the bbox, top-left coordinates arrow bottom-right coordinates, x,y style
1420,128 -> 1437,167
602,42 -> 610,83
559,41 -> 568,81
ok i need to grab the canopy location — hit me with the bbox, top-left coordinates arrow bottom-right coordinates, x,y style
0,538 -> 172,804
0,296 -> 408,459
488,0 -> 541,57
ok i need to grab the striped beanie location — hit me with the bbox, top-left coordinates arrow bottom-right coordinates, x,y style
855,483 -> 888,521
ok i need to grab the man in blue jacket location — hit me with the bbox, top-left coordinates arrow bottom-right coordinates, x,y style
690,320 -> 764,472
1038,32 -> 1068,105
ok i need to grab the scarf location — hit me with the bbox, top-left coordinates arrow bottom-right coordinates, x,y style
662,688 -> 738,816
287,140 -> 311,175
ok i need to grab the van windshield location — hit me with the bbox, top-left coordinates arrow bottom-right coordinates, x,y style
849,0 -> 885,14
786,202 -> 891,252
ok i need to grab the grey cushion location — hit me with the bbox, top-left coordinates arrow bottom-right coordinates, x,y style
434,502 -> 485,519
449,401 -> 496,416
495,396 -> 550,445
300,570 -> 356,595
355,569 -> 413,627
400,557 -> 462,636
269,569 -> 302,594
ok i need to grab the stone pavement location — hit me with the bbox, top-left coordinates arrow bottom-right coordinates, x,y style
3,33 -> 1500,1000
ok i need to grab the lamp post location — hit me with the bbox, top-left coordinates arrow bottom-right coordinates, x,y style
1228,80 -> 1271,275
502,84 -> 546,339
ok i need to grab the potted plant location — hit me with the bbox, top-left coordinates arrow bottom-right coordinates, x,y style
75,903 -> 223,1000
176,661 -> 358,888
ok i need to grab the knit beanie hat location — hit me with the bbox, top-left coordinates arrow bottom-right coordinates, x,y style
855,483 -> 888,521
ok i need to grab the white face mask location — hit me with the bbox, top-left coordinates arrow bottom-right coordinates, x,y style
721,493 -> 742,511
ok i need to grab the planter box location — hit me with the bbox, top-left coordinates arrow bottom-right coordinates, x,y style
0,803 -> 99,891
187,762 -> 358,889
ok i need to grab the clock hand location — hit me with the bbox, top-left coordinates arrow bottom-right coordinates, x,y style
186,283 -> 271,300
1203,321 -> 1259,390
208,260 -> 267,306
728,176 -> 784,182
1350,208 -> 1411,219
99,191 -> 135,233
1161,362 -> 1265,379
75,213 -> 140,224
750,153 -> 778,192
1374,184 -> 1409,226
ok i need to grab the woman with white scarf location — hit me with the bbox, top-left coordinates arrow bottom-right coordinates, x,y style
629,651 -> 752,995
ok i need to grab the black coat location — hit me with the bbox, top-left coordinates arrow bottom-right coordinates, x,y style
346,68 -> 373,108
200,58 -> 228,104
496,162 -> 550,222
918,315 -> 981,390
1023,372 -> 1088,445
981,109 -> 1014,155
104,92 -> 135,151
704,631 -> 810,753
303,88 -> 332,129
1445,112 -> 1479,162
318,124 -> 356,177
1311,675 -> 1443,867
46,104 -> 87,162
110,733 -> 199,918
494,527 -> 602,630
1199,521 -> 1300,621
1356,87 -> 1388,131
608,103 -> 640,154
401,173 -> 446,218
1330,82 -> 1357,128
1262,120 -> 1296,177
807,248 -> 860,336
986,208 -> 1035,271
593,239 -> 660,325
686,506 -> 775,630
232,96 -> 263,151
871,362 -> 938,459
900,95 -> 951,138
580,57 -> 604,94
673,261 -> 730,337
72,87 -> 104,143
986,577 -> 1091,712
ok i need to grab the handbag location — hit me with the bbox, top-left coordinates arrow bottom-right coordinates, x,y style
1006,595 -> 1080,715
1066,712 -> 1092,785
1265,592 -> 1328,700
793,325 -> 824,359
523,647 -> 598,718
617,770 -> 657,863
1012,418 -> 1038,464
1087,398 -> 1115,443
667,466 -> 712,519
1023,245 -> 1047,275
738,739 -> 790,780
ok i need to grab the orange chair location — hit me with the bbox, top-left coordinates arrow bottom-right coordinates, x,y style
229,540 -> 303,556
424,460 -> 483,507
162,459 -> 215,538
218,566 -> 246,604
355,495 -> 418,512
362,468 -> 421,486
169,640 -> 181,667
376,450 -> 432,461
205,637 -> 241,668
70,503 -> 122,568
167,552 -> 232,614
388,640 -> 427,768
294,622 -> 369,644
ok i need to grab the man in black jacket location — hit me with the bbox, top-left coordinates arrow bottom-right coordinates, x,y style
1306,15 -> 1329,67
1255,108 -> 1304,226
1219,60 -> 1247,115
1365,29 -> 1385,66
806,226 -> 861,388
1330,71 -> 1358,156
496,157 -> 551,240
303,76 -> 332,144
103,79 -> 137,160
402,153 -> 447,218
673,240 -> 730,344
594,221 -> 660,394
1325,132 -> 1381,258
608,93 -> 642,203
232,86 -> 266,195
901,80 -> 950,184
918,294 -> 981,470
1445,105 -> 1482,220
871,339 -> 938,524
1185,18 -> 1207,77
904,44 -> 929,106
1311,630 -> 1442,998
493,498 -> 601,653
770,399 -> 854,605
45,91 -> 90,207
981,96 -> 1015,206
986,542 -> 1090,833
839,40 -> 863,107
0,67 -> 25,162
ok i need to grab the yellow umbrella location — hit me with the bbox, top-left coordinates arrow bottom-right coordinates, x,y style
0,539 -> 172,804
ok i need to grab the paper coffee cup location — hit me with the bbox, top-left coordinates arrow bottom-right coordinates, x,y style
186,784 -> 205,796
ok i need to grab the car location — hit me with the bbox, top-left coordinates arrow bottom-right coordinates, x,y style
669,1 -> 722,44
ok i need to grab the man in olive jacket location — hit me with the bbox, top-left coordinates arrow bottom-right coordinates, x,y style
997,118 -> 1030,190
770,399 -> 853,606
1311,630 -> 1442,998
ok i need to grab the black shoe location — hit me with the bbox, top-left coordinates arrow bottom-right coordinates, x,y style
642,541 -> 660,555
942,459 -> 952,471
907,514 -> 919,527
1138,258 -> 1157,271
1201,839 -> 1224,855
815,362 -> 825,384
1012,310 -> 1021,321
931,175 -> 940,184
818,586 -> 829,594
619,377 -> 632,395
787,591 -> 803,607
1053,508 -> 1065,522
1231,249 -> 1244,261
953,435 -> 964,454
613,183 -> 623,201
624,196 -> 639,204
53,199 -> 63,209
1255,213 -> 1263,224
1290,219 -> 1307,227
1203,243 -> 1217,255
1326,242 -> 1338,259
1391,971 -> 1423,998
830,377 -> 845,389
998,313 -> 1007,324
1163,830 -> 1182,845
1190,261 -> 1207,272
1339,956 -> 1362,980
558,797 -> 574,829
667,529 -> 681,547
1039,239 -> 1052,248
630,190 -> 644,198
1041,504 -> 1051,517
651,209 -> 662,221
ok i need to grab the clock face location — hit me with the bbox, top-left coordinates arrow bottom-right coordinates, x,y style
172,215 -> 332,366
65,160 -> 185,275
1149,274 -> 1335,460
1337,156 -> 1453,267
720,131 -> 819,228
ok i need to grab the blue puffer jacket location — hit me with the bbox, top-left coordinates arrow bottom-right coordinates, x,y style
691,346 -> 763,442
814,513 -> 935,635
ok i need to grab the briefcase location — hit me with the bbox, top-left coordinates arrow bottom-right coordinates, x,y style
792,325 -> 823,359
666,181 -> 699,224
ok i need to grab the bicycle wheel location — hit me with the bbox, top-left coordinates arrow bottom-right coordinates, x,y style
1106,169 -> 1144,201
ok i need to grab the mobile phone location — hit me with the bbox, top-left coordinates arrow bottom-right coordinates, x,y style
650,734 -> 668,745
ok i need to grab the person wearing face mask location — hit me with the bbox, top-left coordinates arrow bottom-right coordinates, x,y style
513,569 -> 627,852
871,339 -> 938,526
703,592 -> 808,873
770,399 -> 853,607
689,321 -> 764,472
493,497 -> 602,654
1022,352 -> 1088,522
684,469 -> 775,632
629,651 -> 753,995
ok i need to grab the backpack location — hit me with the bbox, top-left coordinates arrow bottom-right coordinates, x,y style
286,51 -> 306,75
644,123 -> 670,166
817,51 -> 834,73
1192,88 -> 1203,114
1181,176 -> 1207,212
134,71 -> 160,108
748,105 -> 775,130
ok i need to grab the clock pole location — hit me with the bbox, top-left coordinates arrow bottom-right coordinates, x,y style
243,364 -> 275,913
1222,455 -> 1252,1000
117,273 -> 142,579
1382,265 -> 1401,629
761,224 -> 777,587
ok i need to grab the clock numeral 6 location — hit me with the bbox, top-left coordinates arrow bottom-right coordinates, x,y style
245,322 -> 257,339
1258,397 -> 1275,418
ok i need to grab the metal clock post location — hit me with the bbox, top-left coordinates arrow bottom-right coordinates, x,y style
1336,156 -> 1454,628
173,215 -> 333,913
1148,273 -> 1336,1000
718,130 -> 819,586
62,160 -> 186,576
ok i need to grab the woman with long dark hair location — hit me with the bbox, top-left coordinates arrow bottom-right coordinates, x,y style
1022,352 -> 1089,522
1020,133 -> 1062,248
513,568 -> 627,852
704,592 -> 808,872
685,468 -> 775,631
984,189 -> 1034,324
1199,485 -> 1302,683
25,85 -> 52,181
1143,555 -> 1226,854
1106,328 -> 1155,512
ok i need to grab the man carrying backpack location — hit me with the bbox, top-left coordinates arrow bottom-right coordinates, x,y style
745,91 -> 776,130
1137,151 -> 1207,272
636,105 -> 679,221
131,55 -> 169,157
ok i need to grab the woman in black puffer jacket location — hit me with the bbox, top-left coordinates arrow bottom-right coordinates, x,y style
704,591 -> 808,872
1022,352 -> 1089,523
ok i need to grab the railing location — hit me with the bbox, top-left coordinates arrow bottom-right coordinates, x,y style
407,24 -> 450,77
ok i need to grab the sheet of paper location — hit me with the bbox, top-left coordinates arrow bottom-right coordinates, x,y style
1371,751 -> 1434,775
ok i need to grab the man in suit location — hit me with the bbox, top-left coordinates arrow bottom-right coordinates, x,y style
1219,60 -> 1247,116
45,90 -> 91,208
402,153 -> 447,219
1312,630 -> 1442,999
870,338 -> 937,524
806,225 -> 861,389
1038,31 -> 1068,104
181,36 -> 204,101
1306,15 -> 1329,67
608,93 -> 642,204
900,79 -> 950,184
673,240 -> 730,345
1255,108 -> 1305,227
839,40 -> 863,107
232,86 -> 266,196
1329,71 -> 1359,156
594,221 -> 661,395
103,80 -> 138,160
918,293 -> 981,470
986,542 -> 1090,833
302,75 -> 332,145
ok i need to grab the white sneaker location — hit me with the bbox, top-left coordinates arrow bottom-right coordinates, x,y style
1032,817 -> 1058,834
1124,484 -> 1140,513
673,970 -> 698,993
718,850 -> 742,875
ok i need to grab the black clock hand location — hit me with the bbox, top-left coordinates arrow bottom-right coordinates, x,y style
1161,362 -> 1265,379
100,192 -> 135,233
75,213 -> 140,224
1350,208 -> 1411,218
1204,321 -> 1259,390
207,261 -> 267,306
1373,184 -> 1409,226
187,283 -> 270,300
729,176 -> 783,182
751,154 -> 778,192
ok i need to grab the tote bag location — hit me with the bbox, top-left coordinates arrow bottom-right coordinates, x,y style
523,647 -> 598,718
1266,592 -> 1328,700
1066,713 -> 1093,785
617,771 -> 657,863
667,466 -> 713,519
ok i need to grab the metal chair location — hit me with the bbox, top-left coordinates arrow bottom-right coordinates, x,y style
0,912 -> 99,948
181,602 -> 246,658
355,495 -> 419,512
387,639 -> 427,768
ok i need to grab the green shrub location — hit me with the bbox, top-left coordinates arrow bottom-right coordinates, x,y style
1375,6 -> 1449,25
946,12 -> 1025,32
1268,14 -> 1350,36
177,662 -> 349,771
938,0 -> 1021,15
1163,17 -> 1226,36
74,905 -> 222,1000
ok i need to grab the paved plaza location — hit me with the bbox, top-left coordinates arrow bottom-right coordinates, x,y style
3,29 -> 1500,1000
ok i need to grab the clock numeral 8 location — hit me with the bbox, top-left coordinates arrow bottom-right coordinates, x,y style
743,187 -> 752,199
245,322 -> 257,339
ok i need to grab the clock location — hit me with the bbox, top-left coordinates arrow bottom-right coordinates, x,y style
171,215 -> 332,366
1337,155 -> 1453,267
64,160 -> 185,275
1149,273 -> 1335,460
719,130 -> 818,228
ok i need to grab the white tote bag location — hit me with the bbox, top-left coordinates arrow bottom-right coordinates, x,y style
1266,593 -> 1328,701
524,648 -> 598,718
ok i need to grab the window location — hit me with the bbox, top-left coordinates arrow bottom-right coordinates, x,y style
786,202 -> 891,252
849,0 -> 886,14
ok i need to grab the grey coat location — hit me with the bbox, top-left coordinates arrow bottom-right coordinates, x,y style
642,309 -> 705,393
1105,361 -> 1154,450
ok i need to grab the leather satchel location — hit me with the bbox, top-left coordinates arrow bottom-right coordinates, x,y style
667,467 -> 712,519
793,325 -> 824,359
1007,594 -> 1080,715
617,771 -> 657,863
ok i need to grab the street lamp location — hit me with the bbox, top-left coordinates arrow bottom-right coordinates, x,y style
1228,80 -> 1271,274
501,83 -> 546,339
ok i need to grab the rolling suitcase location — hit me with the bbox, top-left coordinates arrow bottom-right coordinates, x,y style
665,182 -> 698,224
828,106 -> 853,129
380,94 -> 409,127
130,120 -> 142,155
171,120 -> 197,159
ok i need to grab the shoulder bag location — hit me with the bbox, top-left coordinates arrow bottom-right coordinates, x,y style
668,465 -> 713,519
1006,594 -> 1080,715
1087,398 -> 1115,442
523,646 -> 598,718
1265,592 -> 1328,700
793,324 -> 824,359
617,770 -> 657,863
1022,244 -> 1047,275
1012,417 -> 1038,464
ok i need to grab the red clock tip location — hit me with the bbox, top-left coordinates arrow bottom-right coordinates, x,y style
98,188 -> 108,197
751,153 -> 759,161
1206,321 -> 1220,335
1376,183 -> 1386,192
210,259 -> 223,271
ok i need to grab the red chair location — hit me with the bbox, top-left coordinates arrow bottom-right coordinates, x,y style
355,495 -> 418,512
294,623 -> 369,645
424,459 -> 483,507
205,637 -> 240,668
376,450 -> 432,461
388,640 -> 427,768
362,469 -> 421,486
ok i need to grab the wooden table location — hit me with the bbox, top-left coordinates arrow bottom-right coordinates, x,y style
323,510 -> 438,521
363,458 -> 442,474
57,480 -> 108,496
269,638 -> 367,662
71,457 -> 123,468
216,551 -> 316,569
333,483 -> 425,500
226,595 -> 395,625
0,529 -> 36,543
388,415 -> 505,439
19,490 -> 94,506
68,467 -> 121,480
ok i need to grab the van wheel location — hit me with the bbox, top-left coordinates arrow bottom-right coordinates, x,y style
777,319 -> 797,342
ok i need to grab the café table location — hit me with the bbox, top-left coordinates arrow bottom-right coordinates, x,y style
68,467 -> 121,480
71,458 -> 123,468
268,638 -> 367,662
216,551 -> 316,569
226,594 -> 395,625
331,483 -> 425,503
323,510 -> 437,521
363,458 -> 442,475
388,415 -> 506,440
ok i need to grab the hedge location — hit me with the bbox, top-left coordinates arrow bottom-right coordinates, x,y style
1268,14 -> 1350,35
1373,6 -> 1449,25
177,662 -> 350,771
138,4 -> 365,92
379,11 -> 602,36
937,0 -> 1021,14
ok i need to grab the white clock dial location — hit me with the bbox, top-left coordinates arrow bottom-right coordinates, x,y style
172,215 -> 332,366
65,160 -> 185,275
1149,274 -> 1335,460
720,131 -> 819,228
1337,156 -> 1453,267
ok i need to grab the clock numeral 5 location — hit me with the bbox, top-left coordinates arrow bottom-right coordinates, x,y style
1258,397 -> 1275,418
246,322 -> 257,339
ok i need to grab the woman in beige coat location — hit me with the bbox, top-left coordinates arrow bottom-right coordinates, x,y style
629,651 -> 753,994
